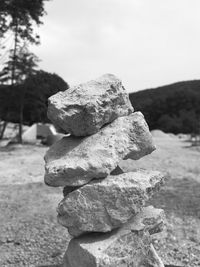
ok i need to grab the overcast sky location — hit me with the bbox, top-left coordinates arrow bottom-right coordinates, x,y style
32,0 -> 200,92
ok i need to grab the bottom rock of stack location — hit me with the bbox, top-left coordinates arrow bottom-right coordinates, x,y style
63,206 -> 165,267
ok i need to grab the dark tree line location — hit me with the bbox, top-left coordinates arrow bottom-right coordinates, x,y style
129,80 -> 200,134
0,70 -> 69,130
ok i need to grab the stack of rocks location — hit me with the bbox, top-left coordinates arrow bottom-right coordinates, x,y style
44,74 -> 166,267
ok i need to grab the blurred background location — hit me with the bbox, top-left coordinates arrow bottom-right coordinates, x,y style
0,0 -> 200,266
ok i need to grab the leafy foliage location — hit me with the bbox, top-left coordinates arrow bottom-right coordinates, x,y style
0,0 -> 48,43
0,45 -> 39,84
129,80 -> 200,134
0,71 -> 69,124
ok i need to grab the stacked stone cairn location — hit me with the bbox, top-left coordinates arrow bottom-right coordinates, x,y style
44,74 -> 166,267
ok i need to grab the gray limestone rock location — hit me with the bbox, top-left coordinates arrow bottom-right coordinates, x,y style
62,166 -> 125,197
129,205 -> 165,235
57,170 -> 165,236
44,112 -> 156,187
63,219 -> 164,267
47,74 -> 133,136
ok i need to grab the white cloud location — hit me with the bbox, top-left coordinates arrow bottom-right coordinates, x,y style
32,0 -> 200,92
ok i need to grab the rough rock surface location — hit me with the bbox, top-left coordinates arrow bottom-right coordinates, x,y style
62,166 -> 125,197
44,112 -> 156,187
129,206 -> 165,235
63,221 -> 164,267
47,74 -> 133,136
57,170 -> 165,236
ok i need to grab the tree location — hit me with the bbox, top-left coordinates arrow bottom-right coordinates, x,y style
0,45 -> 39,141
0,45 -> 39,84
0,0 -> 48,83
22,71 -> 69,124
0,0 -> 49,142
0,71 -> 69,137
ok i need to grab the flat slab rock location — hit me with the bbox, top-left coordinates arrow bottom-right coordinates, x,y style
57,170 -> 165,236
63,215 -> 165,267
44,112 -> 155,187
47,74 -> 133,136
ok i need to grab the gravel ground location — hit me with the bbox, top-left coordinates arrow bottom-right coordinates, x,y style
0,136 -> 200,266
0,144 -> 69,267
121,136 -> 200,267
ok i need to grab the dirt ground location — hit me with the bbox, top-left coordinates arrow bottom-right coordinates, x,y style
0,135 -> 200,267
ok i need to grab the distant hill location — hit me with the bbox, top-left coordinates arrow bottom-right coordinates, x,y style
129,80 -> 200,134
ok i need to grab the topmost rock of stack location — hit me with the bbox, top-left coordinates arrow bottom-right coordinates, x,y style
47,74 -> 133,136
